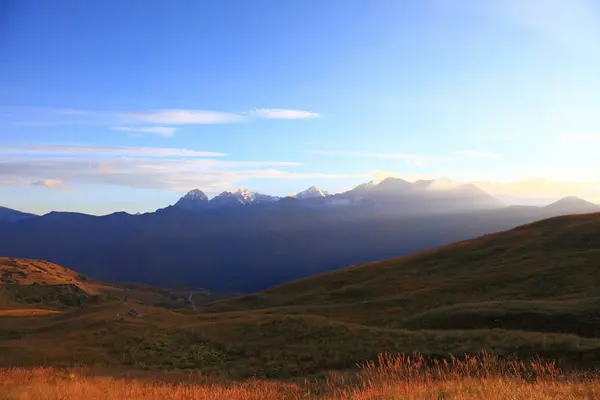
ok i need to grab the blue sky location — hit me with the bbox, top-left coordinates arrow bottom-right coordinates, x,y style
2,0 -> 600,214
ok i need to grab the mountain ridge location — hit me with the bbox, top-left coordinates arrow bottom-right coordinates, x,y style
170,177 -> 506,212
0,206 -> 37,222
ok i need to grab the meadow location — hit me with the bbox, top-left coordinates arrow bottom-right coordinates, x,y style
2,353 -> 600,400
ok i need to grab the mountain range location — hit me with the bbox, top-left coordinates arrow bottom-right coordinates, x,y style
172,185 -> 328,210
0,177 -> 598,292
165,178 -> 502,212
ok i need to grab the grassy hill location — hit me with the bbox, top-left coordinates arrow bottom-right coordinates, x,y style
0,257 -> 99,310
210,212 -> 600,328
0,257 -> 219,312
3,213 -> 600,377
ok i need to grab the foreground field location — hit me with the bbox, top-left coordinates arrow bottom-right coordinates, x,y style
2,353 -> 599,400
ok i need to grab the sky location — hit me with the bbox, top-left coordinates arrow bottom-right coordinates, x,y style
1,0 -> 600,215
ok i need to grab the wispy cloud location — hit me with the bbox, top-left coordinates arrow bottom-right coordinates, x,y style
112,126 -> 176,137
0,144 -> 360,192
248,108 -> 321,119
121,109 -> 247,125
454,150 -> 502,159
3,106 -> 322,137
31,179 -> 69,190
0,145 -> 227,158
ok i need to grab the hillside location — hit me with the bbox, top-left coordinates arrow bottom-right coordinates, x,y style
5,214 -> 600,377
0,257 -> 219,312
4,214 -> 600,377
210,212 -> 600,339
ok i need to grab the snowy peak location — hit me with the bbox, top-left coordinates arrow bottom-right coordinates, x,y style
174,189 -> 209,209
182,189 -> 209,201
294,186 -> 329,199
211,188 -> 279,207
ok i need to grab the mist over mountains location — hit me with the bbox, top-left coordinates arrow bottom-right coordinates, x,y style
1,178 -> 598,292
163,177 -> 502,213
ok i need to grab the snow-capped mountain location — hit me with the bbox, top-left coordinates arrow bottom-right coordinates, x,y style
174,189 -> 209,209
210,188 -> 279,207
172,177 -> 502,212
294,186 -> 329,199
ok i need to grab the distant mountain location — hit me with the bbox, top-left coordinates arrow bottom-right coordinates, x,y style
174,189 -> 209,210
210,188 -> 279,207
543,196 -> 600,214
171,178 -> 501,213
337,178 -> 502,213
373,177 -> 412,193
0,206 -> 37,222
294,186 -> 329,199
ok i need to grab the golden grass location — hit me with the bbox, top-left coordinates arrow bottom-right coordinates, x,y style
0,309 -> 63,317
2,353 -> 599,400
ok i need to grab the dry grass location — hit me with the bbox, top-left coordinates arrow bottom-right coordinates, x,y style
0,309 -> 62,317
2,353 -> 599,400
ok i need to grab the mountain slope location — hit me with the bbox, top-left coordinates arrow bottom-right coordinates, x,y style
0,206 -> 37,222
294,186 -> 329,199
0,257 -> 214,311
174,189 -> 209,209
337,178 -> 502,212
210,188 -> 279,207
544,196 -> 600,214
211,212 -> 600,331
0,257 -> 101,309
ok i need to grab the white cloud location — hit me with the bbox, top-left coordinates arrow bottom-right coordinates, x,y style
112,126 -> 176,137
3,106 -> 323,130
0,144 -> 360,192
0,156 -> 359,192
0,145 -> 227,158
454,150 -> 502,159
121,109 -> 247,125
248,108 -> 321,119
31,179 -> 68,190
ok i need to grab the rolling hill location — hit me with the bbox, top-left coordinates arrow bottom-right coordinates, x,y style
0,257 -> 219,312
211,212 -> 600,325
3,212 -> 600,377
